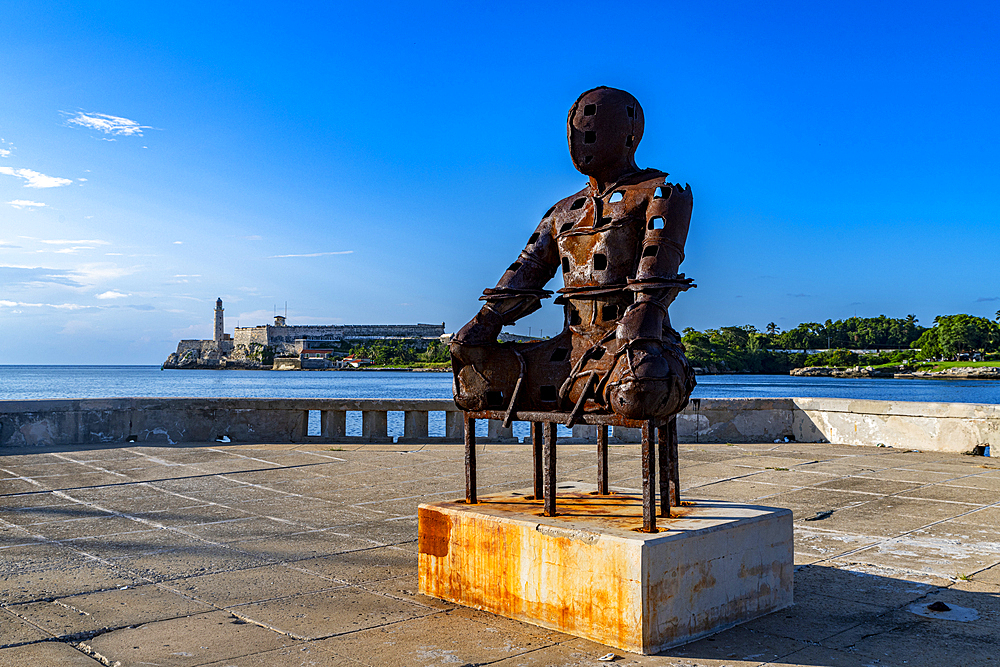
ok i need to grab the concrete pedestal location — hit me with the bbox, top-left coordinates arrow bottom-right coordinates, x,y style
418,482 -> 793,655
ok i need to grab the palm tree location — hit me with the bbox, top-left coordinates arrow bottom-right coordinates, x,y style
766,322 -> 779,335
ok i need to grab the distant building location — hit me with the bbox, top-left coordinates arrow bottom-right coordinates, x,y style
164,297 -> 234,367
341,355 -> 373,368
163,298 -> 447,369
214,298 -> 225,343
232,315 -> 447,357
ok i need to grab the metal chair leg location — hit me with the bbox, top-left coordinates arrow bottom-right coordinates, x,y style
532,422 -> 544,500
642,420 -> 657,533
597,425 -> 609,495
543,422 -> 557,516
465,416 -> 477,504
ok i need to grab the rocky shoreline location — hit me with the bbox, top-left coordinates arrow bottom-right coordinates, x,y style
790,365 -> 1000,380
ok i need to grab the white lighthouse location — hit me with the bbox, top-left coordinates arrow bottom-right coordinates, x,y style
214,298 -> 224,343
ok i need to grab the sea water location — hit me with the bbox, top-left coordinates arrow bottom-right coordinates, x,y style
3,366 -> 999,439
3,366 -> 1000,404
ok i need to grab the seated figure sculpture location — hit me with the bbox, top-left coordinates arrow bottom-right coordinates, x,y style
451,87 -> 696,422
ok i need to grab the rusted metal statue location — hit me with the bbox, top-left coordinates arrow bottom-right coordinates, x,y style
451,87 -> 696,425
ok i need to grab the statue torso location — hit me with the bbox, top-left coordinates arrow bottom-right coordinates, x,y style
547,169 -> 680,294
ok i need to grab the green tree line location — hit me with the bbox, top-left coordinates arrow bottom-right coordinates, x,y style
681,313 -> 1000,373
347,340 -> 451,367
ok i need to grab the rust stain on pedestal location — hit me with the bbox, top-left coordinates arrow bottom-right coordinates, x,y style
418,485 -> 793,655
419,489 -> 685,651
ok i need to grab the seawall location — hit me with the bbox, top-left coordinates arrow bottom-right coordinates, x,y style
1,397 -> 997,453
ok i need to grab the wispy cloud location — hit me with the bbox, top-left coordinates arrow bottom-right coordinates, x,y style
245,235 -> 263,241
0,167 -> 73,188
8,200 -> 46,209
172,241 -> 183,245
168,274 -> 201,283
0,241 -> 23,249
0,149 -> 10,158
22,237 -> 111,246
975,296 -> 1000,302
269,251 -> 354,258
0,265 -> 82,287
54,247 -> 96,254
64,111 -> 151,137
69,263 -> 137,285
0,300 -> 90,310
95,290 -> 129,299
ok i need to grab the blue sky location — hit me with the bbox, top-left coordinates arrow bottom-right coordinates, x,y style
1,1 -> 998,364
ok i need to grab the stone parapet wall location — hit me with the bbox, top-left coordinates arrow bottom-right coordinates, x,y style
1,397 -> 997,452
790,397 -> 1000,453
676,397 -> 999,453
0,398 -> 466,447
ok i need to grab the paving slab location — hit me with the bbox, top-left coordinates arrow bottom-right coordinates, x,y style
19,515 -> 149,541
738,587 -> 895,642
0,502 -> 102,527
820,589 -> 1000,662
167,564 -> 346,607
792,527 -> 881,564
316,608 -> 559,666
0,563 -> 145,605
182,517 -> 306,543
0,608 -> 52,649
129,502 -> 256,527
0,641 -> 103,666
109,542 -> 271,582
9,584 -> 214,639
227,530 -> 378,562
972,561 -> 1000,584
197,643 -> 366,666
291,546 -> 417,585
900,483 -> 1000,505
82,610 -> 297,667
0,542 -> 94,574
794,562 -> 946,607
232,587 -> 433,640
844,537 -> 1000,578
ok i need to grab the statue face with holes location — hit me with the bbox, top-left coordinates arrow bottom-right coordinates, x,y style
568,88 -> 644,179
450,87 -> 696,421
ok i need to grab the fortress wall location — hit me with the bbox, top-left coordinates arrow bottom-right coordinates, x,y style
175,340 -> 219,354
233,327 -> 269,348
174,340 -> 233,355
232,324 -> 445,349
263,324 -> 445,344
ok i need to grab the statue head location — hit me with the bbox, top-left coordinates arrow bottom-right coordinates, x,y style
567,87 -> 644,180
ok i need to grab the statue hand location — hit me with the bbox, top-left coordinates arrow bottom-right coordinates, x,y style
451,308 -> 503,348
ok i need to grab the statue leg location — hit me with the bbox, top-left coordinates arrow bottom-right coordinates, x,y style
606,336 -> 696,420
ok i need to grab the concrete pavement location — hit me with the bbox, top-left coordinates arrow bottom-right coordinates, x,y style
1,440 -> 998,666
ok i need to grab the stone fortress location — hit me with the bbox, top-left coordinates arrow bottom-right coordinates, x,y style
162,298 -> 446,369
